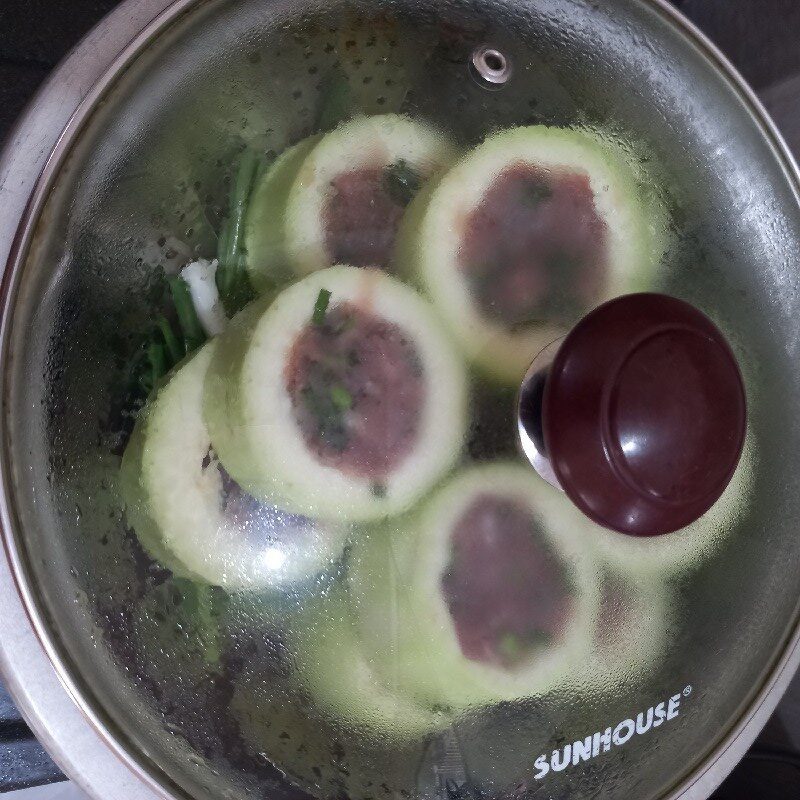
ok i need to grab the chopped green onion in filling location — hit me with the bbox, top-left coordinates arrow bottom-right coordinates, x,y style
312,288 -> 332,325
383,158 -> 422,207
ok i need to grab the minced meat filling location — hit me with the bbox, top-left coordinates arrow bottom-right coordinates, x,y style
459,162 -> 608,327
284,302 -> 425,480
323,162 -> 421,270
441,495 -> 573,669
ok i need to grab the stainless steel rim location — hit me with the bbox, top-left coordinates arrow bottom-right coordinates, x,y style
0,1 -> 798,799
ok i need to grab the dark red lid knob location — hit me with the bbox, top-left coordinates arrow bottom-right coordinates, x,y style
541,293 -> 747,537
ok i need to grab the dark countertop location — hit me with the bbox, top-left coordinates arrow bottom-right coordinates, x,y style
1,0 -> 799,797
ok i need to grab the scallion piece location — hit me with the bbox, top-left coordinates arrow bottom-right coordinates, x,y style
224,150 -> 259,272
216,253 -> 255,318
168,276 -> 206,354
330,385 -> 353,411
312,288 -> 332,325
156,316 -> 183,366
147,341 -> 167,388
383,159 -> 422,207
217,218 -> 232,269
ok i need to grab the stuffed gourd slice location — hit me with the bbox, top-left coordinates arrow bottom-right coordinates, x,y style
397,125 -> 663,383
245,135 -> 323,293
289,588 -> 450,739
204,266 -> 468,522
229,595 -> 447,799
282,114 -> 457,275
348,462 -> 599,709
120,342 -> 348,591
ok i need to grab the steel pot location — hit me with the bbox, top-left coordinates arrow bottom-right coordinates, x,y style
1,1 -> 799,799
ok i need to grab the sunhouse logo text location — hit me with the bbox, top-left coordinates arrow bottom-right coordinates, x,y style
534,687 -> 691,779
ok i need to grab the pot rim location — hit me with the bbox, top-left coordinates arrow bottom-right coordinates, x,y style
0,1 -> 798,799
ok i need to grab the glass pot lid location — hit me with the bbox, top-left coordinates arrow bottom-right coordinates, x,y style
2,1 -> 799,799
